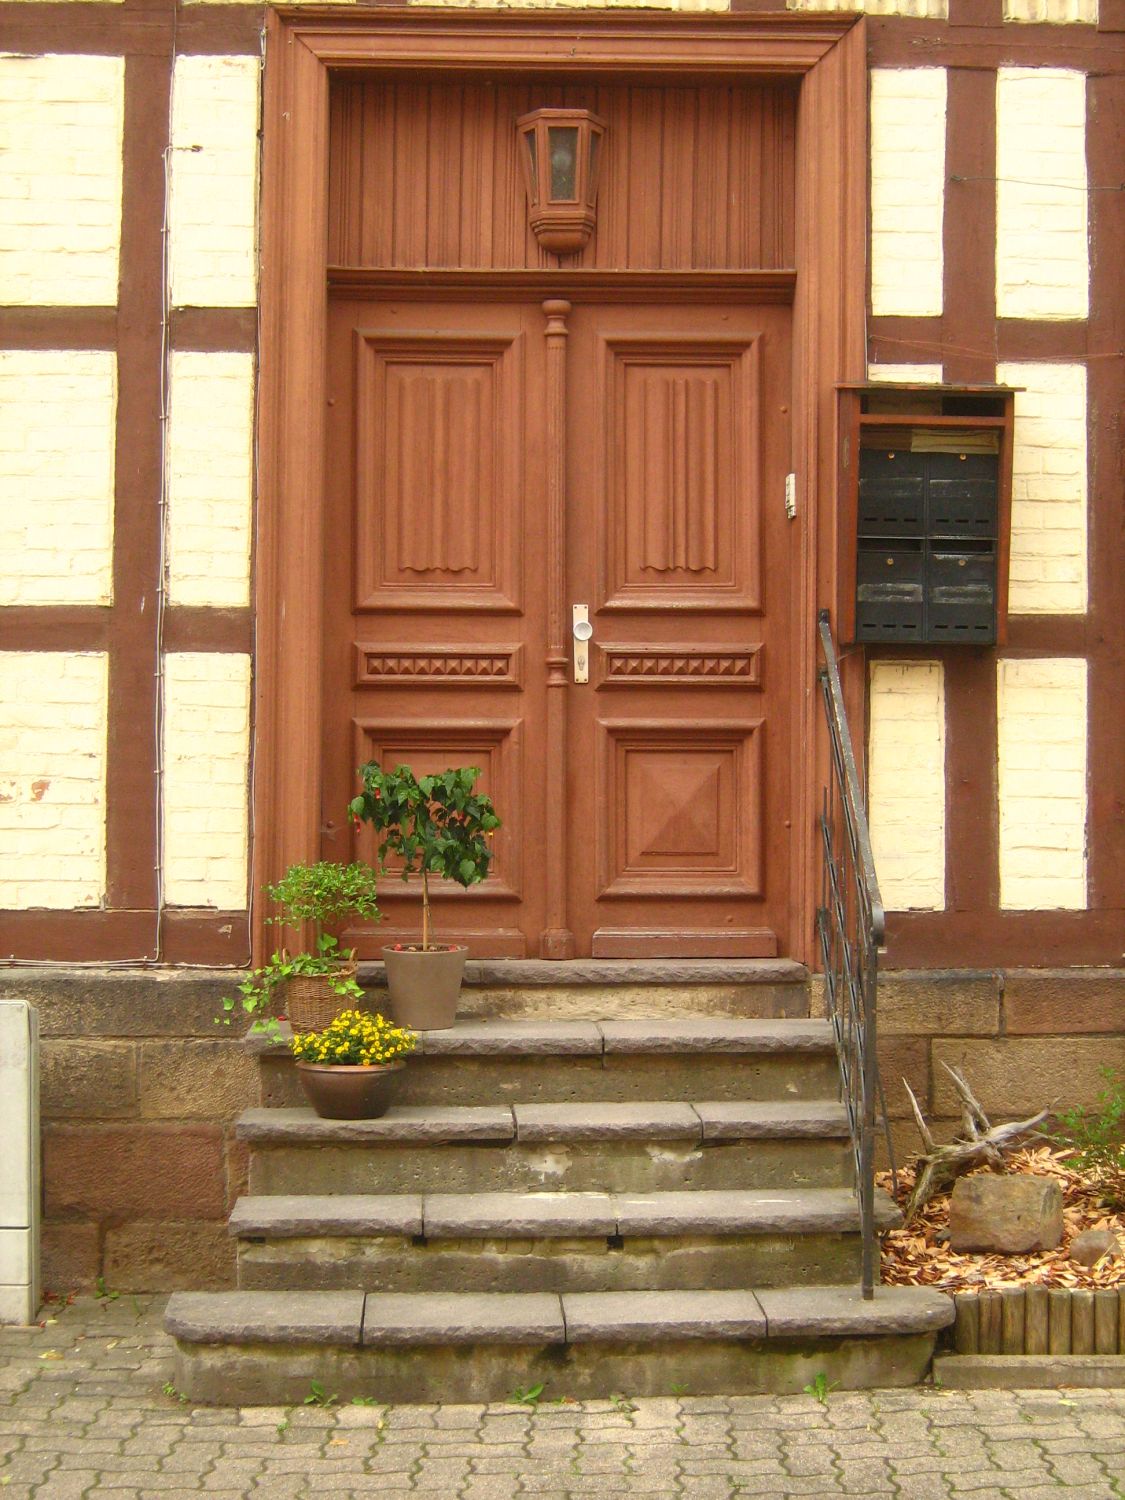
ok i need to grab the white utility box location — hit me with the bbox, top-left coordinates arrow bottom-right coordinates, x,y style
0,1001 -> 39,1324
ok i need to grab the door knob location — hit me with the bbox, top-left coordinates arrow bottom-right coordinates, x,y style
572,604 -> 593,684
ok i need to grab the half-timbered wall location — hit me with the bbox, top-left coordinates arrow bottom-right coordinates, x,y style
0,0 -> 1122,973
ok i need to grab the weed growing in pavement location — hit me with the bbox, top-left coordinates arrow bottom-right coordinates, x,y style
351,1396 -> 380,1406
161,1382 -> 188,1405
609,1392 -> 637,1414
509,1382 -> 545,1407
94,1277 -> 120,1303
802,1372 -> 838,1406
304,1380 -> 339,1408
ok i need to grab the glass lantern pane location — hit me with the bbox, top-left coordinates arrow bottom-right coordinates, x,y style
547,126 -> 579,200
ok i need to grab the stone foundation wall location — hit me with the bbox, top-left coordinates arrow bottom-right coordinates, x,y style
4,964 -> 1123,1294
871,969 -> 1125,1170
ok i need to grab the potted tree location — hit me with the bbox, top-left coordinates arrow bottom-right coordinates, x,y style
218,861 -> 383,1038
349,764 -> 500,1030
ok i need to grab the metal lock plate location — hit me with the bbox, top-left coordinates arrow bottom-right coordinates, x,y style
572,604 -> 593,683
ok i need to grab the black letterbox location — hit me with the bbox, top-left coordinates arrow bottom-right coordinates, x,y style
855,447 -> 1000,646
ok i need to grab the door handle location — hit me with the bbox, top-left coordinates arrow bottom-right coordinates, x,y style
572,604 -> 593,684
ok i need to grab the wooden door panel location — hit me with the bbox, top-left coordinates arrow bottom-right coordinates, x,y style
597,720 -> 763,898
600,336 -> 761,611
569,302 -> 791,958
324,299 -> 547,958
354,332 -> 523,612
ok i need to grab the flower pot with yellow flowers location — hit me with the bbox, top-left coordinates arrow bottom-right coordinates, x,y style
291,1009 -> 417,1120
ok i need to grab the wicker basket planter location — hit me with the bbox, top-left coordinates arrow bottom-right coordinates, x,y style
285,963 -> 359,1034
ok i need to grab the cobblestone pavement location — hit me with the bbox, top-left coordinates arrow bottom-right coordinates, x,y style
2,1297 -> 1124,1500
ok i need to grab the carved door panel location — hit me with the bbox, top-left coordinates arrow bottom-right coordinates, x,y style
322,298 -> 549,956
565,302 -> 793,957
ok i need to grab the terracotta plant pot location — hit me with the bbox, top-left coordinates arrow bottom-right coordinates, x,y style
295,1060 -> 405,1120
285,962 -> 359,1034
381,944 -> 467,1031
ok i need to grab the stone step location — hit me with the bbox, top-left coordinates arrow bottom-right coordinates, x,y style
164,1284 -> 954,1405
255,1017 -> 840,1109
239,1100 -> 853,1195
232,1186 -> 897,1293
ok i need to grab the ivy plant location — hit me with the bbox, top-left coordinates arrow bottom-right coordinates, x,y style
349,764 -> 501,950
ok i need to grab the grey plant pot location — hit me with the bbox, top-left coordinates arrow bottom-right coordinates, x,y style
381,944 -> 467,1031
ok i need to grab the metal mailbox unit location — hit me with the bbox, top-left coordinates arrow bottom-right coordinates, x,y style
837,384 -> 1017,647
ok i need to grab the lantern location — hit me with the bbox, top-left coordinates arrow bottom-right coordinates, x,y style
517,108 -> 606,256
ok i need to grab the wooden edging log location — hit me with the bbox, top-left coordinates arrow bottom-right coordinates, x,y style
950,1287 -> 1125,1355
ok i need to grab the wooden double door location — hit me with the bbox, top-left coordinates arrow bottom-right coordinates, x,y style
323,293 -> 794,959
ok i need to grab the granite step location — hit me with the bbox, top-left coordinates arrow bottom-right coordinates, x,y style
255,1017 -> 840,1109
165,1284 -> 954,1405
239,1100 -> 853,1195
232,1186 -> 897,1294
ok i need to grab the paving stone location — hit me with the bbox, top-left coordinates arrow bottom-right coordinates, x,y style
417,1020 -> 604,1055
513,1101 -> 701,1141
164,1291 -> 365,1346
229,1194 -> 424,1238
362,1291 -> 564,1345
422,1190 -> 617,1236
562,1290 -> 767,1341
692,1098 -> 850,1139
597,1018 -> 833,1053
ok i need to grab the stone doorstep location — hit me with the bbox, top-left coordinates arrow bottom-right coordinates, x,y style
235,1098 -> 850,1146
933,1353 -> 1125,1389
244,1016 -> 836,1060
358,958 -> 810,988
228,1186 -> 901,1240
164,1284 -> 953,1349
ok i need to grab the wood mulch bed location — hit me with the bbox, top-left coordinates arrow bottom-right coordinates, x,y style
878,1146 -> 1125,1294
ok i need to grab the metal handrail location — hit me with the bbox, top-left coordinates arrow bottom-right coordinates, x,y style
815,610 -> 889,1300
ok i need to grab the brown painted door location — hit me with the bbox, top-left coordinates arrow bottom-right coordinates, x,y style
323,297 -> 550,956
565,302 -> 792,957
324,294 -> 791,958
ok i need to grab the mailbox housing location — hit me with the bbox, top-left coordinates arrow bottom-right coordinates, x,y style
837,384 -> 1016,647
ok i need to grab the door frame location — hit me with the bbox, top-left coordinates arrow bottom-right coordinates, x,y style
254,7 -> 867,964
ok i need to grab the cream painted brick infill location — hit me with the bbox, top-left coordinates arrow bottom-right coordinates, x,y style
868,661 -> 945,911
169,56 -> 260,308
790,0 -> 945,14
867,363 -> 945,384
406,0 -> 730,8
997,361 -> 1087,615
0,351 -> 117,607
163,653 -> 251,909
1004,0 -> 1097,21
0,55 -> 124,307
0,652 -> 108,909
870,69 -> 947,319
996,70 -> 1088,320
167,352 -> 254,608
998,657 -> 1087,910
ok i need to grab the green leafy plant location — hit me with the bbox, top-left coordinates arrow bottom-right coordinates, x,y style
350,765 -> 500,950
509,1382 -> 545,1407
217,862 -> 382,1040
290,1009 -> 416,1068
161,1381 -> 188,1404
802,1372 -> 838,1406
94,1277 -> 119,1303
1056,1068 -> 1125,1207
304,1379 -> 339,1408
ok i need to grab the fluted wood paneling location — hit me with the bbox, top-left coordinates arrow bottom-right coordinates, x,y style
328,81 -> 796,272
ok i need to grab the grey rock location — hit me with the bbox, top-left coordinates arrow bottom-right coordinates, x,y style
415,1021 -> 603,1056
597,1019 -> 834,1053
949,1175 -> 1064,1254
360,958 -> 808,988
757,1285 -> 954,1337
236,1105 -> 515,1142
513,1102 -> 701,1142
361,1292 -> 564,1345
423,1191 -> 617,1237
165,1291 -> 365,1345
562,1290 -> 767,1341
692,1100 -> 850,1140
1068,1228 -> 1123,1266
229,1194 -> 423,1238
